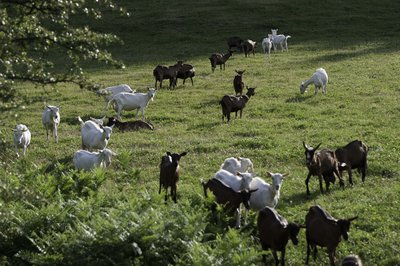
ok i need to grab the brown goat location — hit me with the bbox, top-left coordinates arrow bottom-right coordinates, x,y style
242,39 -> 257,57
220,86 -> 256,122
258,207 -> 304,266
227,36 -> 243,51
106,117 -> 154,131
303,142 -> 345,195
209,50 -> 233,72
233,70 -> 245,96
176,63 -> 195,86
153,61 -> 183,89
159,151 -> 187,203
305,205 -> 358,266
335,140 -> 368,185
202,177 -> 257,228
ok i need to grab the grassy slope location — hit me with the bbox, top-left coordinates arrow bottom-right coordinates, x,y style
1,0 -> 400,265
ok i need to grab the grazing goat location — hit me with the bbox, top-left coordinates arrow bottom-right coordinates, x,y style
177,63 -> 195,86
335,140 -> 368,185
303,142 -> 344,195
107,117 -> 154,131
209,50 -> 233,72
107,88 -> 156,120
96,84 -> 134,101
300,68 -> 328,95
341,254 -> 363,266
242,39 -> 257,57
78,116 -> 114,151
202,178 -> 257,228
159,151 -> 187,203
214,169 -> 253,191
258,206 -> 304,266
153,61 -> 183,89
220,156 -> 254,174
261,35 -> 273,55
13,124 -> 31,158
271,29 -> 291,52
249,172 -> 287,211
233,70 -> 245,96
227,36 -> 243,51
73,148 -> 116,171
42,105 -> 60,143
220,86 -> 256,122
305,205 -> 358,266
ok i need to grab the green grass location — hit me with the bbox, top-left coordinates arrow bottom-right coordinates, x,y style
1,0 -> 400,265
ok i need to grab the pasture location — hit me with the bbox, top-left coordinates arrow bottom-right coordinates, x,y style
1,0 -> 400,265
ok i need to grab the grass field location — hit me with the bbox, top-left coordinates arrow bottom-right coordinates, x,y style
1,0 -> 400,265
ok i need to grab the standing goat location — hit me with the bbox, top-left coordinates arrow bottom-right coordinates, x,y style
335,140 -> 368,185
176,63 -> 195,86
73,148 -> 116,171
220,86 -> 256,122
159,151 -> 187,203
107,88 -> 156,120
305,205 -> 358,266
303,142 -> 345,195
153,61 -> 183,89
271,29 -> 291,52
300,68 -> 328,95
78,116 -> 114,151
209,50 -> 233,72
42,105 -> 60,143
233,70 -> 245,96
258,206 -> 304,266
242,39 -> 257,57
262,35 -> 273,55
13,124 -> 31,158
227,36 -> 243,51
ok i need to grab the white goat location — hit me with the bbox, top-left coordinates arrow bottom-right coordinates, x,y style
96,84 -> 135,101
300,68 -> 329,95
107,88 -> 156,120
271,29 -> 291,52
13,124 -> 31,158
220,157 -> 254,174
249,172 -> 288,211
213,169 -> 253,191
261,35 -> 273,55
73,148 -> 116,171
42,105 -> 60,143
78,116 -> 114,151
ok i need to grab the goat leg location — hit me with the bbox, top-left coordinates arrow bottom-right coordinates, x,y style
318,174 -> 324,193
305,172 -> 312,195
306,242 -> 311,265
334,167 -> 345,188
272,250 -> 279,266
347,167 -> 354,186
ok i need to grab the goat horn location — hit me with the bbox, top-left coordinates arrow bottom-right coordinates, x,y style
267,171 -> 273,177
348,216 -> 358,222
315,143 -> 322,150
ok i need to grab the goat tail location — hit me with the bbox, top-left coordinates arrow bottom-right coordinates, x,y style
286,35 -> 292,39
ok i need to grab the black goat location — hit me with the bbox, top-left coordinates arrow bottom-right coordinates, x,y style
258,207 -> 304,266
159,151 -> 187,203
153,61 -> 183,89
209,50 -> 233,72
335,140 -> 368,185
306,205 -> 358,266
227,36 -> 243,51
242,39 -> 257,57
106,117 -> 154,131
176,63 -> 195,86
233,70 -> 245,96
220,86 -> 256,122
303,142 -> 345,195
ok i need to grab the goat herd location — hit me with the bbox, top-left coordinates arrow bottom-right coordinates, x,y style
11,29 -> 369,266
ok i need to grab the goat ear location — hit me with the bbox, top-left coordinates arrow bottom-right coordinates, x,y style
315,143 -> 322,150
109,124 -> 115,129
303,141 -> 308,149
267,171 -> 273,177
180,151 -> 187,157
236,172 -> 243,177
250,188 -> 258,193
166,152 -> 172,156
282,173 -> 289,178
348,216 -> 358,222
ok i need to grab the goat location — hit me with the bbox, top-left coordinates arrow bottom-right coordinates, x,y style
159,151 -> 187,203
209,50 -> 233,72
96,84 -> 134,101
220,156 -> 254,174
335,140 -> 368,185
233,70 -> 245,96
220,86 -> 256,122
305,205 -> 358,266
242,39 -> 257,57
107,88 -> 156,120
78,116 -> 114,151
202,178 -> 257,228
258,206 -> 304,266
213,169 -> 253,192
176,63 -> 195,86
106,117 -> 154,131
270,29 -> 291,52
303,142 -> 345,195
261,35 -> 273,55
227,36 -> 243,51
42,105 -> 60,143
300,68 -> 329,95
13,124 -> 31,158
73,148 -> 116,171
153,61 -> 183,89
341,254 -> 363,266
